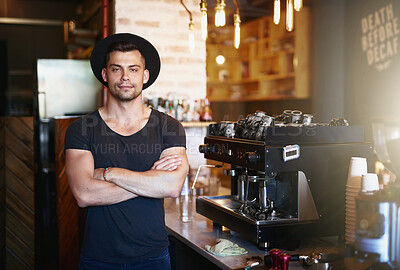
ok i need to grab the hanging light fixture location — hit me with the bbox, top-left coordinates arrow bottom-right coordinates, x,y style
200,0 -> 208,40
294,0 -> 303,11
233,12 -> 241,49
188,20 -> 195,53
180,0 -> 195,53
286,0 -> 294,32
273,0 -> 280,25
232,0 -> 241,49
214,0 -> 226,27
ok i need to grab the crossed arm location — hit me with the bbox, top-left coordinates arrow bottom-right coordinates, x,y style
65,146 -> 189,208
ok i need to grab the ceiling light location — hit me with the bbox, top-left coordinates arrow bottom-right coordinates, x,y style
180,0 -> 195,53
294,0 -> 303,12
189,21 -> 195,53
234,12 -> 241,49
200,0 -> 208,40
286,0 -> 294,32
215,0 -> 226,27
273,0 -> 280,25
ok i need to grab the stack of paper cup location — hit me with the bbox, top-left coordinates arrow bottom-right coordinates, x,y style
345,157 -> 367,245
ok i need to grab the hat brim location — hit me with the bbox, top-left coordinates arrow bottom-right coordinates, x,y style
90,33 -> 160,90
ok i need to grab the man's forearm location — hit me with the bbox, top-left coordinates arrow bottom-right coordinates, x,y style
68,174 -> 138,207
104,166 -> 188,198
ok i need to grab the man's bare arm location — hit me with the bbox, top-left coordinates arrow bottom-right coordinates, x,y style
100,147 -> 189,198
66,149 -> 139,207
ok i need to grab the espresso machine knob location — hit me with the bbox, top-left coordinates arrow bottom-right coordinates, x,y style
246,151 -> 260,163
199,144 -> 210,154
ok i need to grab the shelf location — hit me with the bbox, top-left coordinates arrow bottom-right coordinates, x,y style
259,32 -> 295,43
207,73 -> 294,85
181,121 -> 216,128
258,72 -> 295,81
209,96 -> 310,103
207,78 -> 258,85
258,48 -> 295,58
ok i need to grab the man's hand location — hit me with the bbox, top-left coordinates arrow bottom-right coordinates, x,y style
93,168 -> 106,181
151,154 -> 182,171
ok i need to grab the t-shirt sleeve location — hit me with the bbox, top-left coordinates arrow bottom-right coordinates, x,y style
162,114 -> 186,150
65,118 -> 91,151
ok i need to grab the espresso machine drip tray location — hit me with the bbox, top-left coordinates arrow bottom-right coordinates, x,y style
197,196 -> 297,226
196,195 -> 307,246
196,195 -> 302,246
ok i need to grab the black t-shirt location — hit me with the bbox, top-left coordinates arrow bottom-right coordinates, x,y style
65,109 -> 186,263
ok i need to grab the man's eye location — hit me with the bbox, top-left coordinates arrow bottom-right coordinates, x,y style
130,68 -> 138,72
112,68 -> 121,72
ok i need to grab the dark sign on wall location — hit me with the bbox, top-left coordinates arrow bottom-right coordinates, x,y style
345,0 -> 400,140
360,3 -> 399,71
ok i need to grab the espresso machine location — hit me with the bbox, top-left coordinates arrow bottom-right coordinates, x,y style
197,110 -> 373,249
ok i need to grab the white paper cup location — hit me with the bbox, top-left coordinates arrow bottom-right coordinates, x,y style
346,157 -> 367,188
361,173 -> 379,192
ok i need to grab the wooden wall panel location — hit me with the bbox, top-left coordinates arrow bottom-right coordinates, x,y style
1,117 -> 34,270
0,118 -> 5,269
54,117 -> 83,270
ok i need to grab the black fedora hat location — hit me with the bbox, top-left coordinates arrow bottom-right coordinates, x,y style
90,33 -> 161,90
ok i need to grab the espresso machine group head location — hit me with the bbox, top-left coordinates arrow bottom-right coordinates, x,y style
196,111 -> 372,249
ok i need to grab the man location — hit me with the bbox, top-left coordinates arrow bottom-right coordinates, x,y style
65,33 -> 189,270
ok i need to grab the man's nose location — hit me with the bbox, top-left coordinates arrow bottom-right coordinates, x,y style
121,69 -> 129,80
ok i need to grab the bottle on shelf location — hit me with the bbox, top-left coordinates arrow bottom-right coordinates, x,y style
201,96 -> 212,122
193,100 -> 201,122
176,99 -> 184,121
184,103 -> 193,122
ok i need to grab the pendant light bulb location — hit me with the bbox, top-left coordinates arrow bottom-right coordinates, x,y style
286,0 -> 294,32
273,0 -> 280,25
234,12 -> 241,49
189,21 -> 195,53
200,0 -> 208,40
214,0 -> 226,27
294,0 -> 303,11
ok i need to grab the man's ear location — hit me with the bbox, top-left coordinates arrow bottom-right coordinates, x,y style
101,68 -> 108,82
143,69 -> 150,84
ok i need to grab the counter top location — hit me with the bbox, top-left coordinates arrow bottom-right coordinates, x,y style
164,197 -> 373,270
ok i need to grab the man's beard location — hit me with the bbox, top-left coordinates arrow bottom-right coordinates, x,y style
110,83 -> 142,102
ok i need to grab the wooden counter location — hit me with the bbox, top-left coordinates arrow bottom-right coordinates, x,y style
164,197 -> 372,270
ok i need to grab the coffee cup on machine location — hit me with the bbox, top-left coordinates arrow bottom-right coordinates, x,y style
360,173 -> 379,193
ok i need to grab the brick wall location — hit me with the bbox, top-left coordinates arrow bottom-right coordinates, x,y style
114,0 -> 207,100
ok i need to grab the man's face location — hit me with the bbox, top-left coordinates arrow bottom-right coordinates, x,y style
101,50 -> 149,102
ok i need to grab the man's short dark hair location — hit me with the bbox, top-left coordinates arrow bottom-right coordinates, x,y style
105,41 -> 145,65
